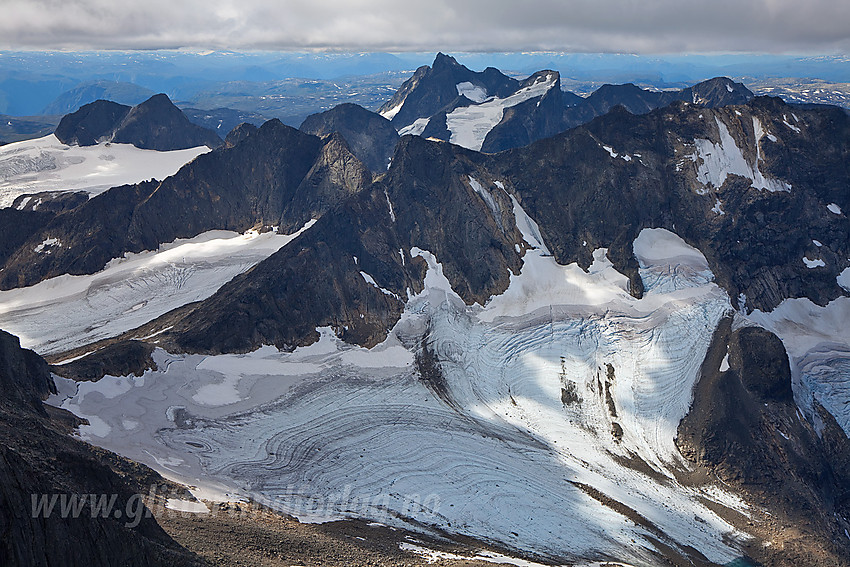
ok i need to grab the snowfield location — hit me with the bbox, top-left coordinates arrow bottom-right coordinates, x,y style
0,221 -> 314,356
445,74 -> 556,151
48,184 -> 755,565
0,134 -> 209,208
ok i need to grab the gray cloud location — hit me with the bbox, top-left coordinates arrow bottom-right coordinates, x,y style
1,0 -> 849,53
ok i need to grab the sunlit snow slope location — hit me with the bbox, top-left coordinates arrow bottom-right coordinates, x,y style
445,74 -> 557,151
49,190 -> 753,565
0,134 -> 209,208
0,222 -> 314,356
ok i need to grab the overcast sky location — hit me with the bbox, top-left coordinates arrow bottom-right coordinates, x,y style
1,0 -> 849,53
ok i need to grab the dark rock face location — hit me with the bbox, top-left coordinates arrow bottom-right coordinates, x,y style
378,53 -> 518,128
300,103 -> 399,173
492,98 -> 850,312
51,341 -> 156,383
223,121 -> 258,148
0,330 -> 204,567
10,191 -> 89,213
54,100 -> 130,146
678,321 -> 850,565
0,119 -> 371,290
152,135 -> 524,354
0,330 -> 54,414
0,208 -> 56,267
729,327 -> 794,403
55,94 -> 222,151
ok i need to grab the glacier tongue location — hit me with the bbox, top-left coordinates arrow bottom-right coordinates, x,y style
0,134 -> 209,208
51,200 -> 748,563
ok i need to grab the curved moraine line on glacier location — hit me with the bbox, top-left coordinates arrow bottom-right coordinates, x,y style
50,196 -> 753,565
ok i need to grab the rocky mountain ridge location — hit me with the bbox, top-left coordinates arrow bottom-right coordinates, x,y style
378,53 -> 756,154
54,93 -> 223,150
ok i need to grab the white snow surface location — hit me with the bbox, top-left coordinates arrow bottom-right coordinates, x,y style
398,117 -> 430,137
690,117 -> 790,193
802,256 -> 825,268
0,134 -> 209,208
166,499 -> 209,514
50,198 -> 752,563
0,222 -> 315,355
456,81 -> 489,103
379,101 -> 403,121
445,74 -> 557,151
828,203 -> 843,215
838,267 -> 850,293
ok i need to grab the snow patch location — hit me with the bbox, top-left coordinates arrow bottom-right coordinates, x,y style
166,499 -> 209,514
360,271 -> 402,300
398,117 -> 430,137
838,268 -> 850,292
802,256 -> 825,268
782,114 -> 801,133
380,101 -> 403,121
33,237 -> 60,253
456,82 -> 488,103
690,117 -> 790,193
384,188 -> 396,222
468,176 -> 500,219
828,203 -> 842,215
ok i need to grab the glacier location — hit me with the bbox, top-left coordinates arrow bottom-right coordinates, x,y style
0,134 -> 209,208
0,221 -> 314,356
46,186 -> 756,565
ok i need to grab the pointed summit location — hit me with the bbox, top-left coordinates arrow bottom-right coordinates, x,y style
54,93 -> 222,151
432,52 -> 461,70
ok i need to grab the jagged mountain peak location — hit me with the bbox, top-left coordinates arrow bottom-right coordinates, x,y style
55,93 -> 222,151
300,103 -> 399,173
687,76 -> 754,106
377,53 -> 518,128
54,99 -> 131,146
432,51 -> 462,70
224,121 -> 258,148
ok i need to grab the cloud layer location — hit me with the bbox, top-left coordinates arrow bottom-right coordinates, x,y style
2,0 -> 849,53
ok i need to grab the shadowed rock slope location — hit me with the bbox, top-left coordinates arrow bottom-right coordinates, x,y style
144,135 -> 525,354
301,103 -> 400,173
54,93 -> 222,150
